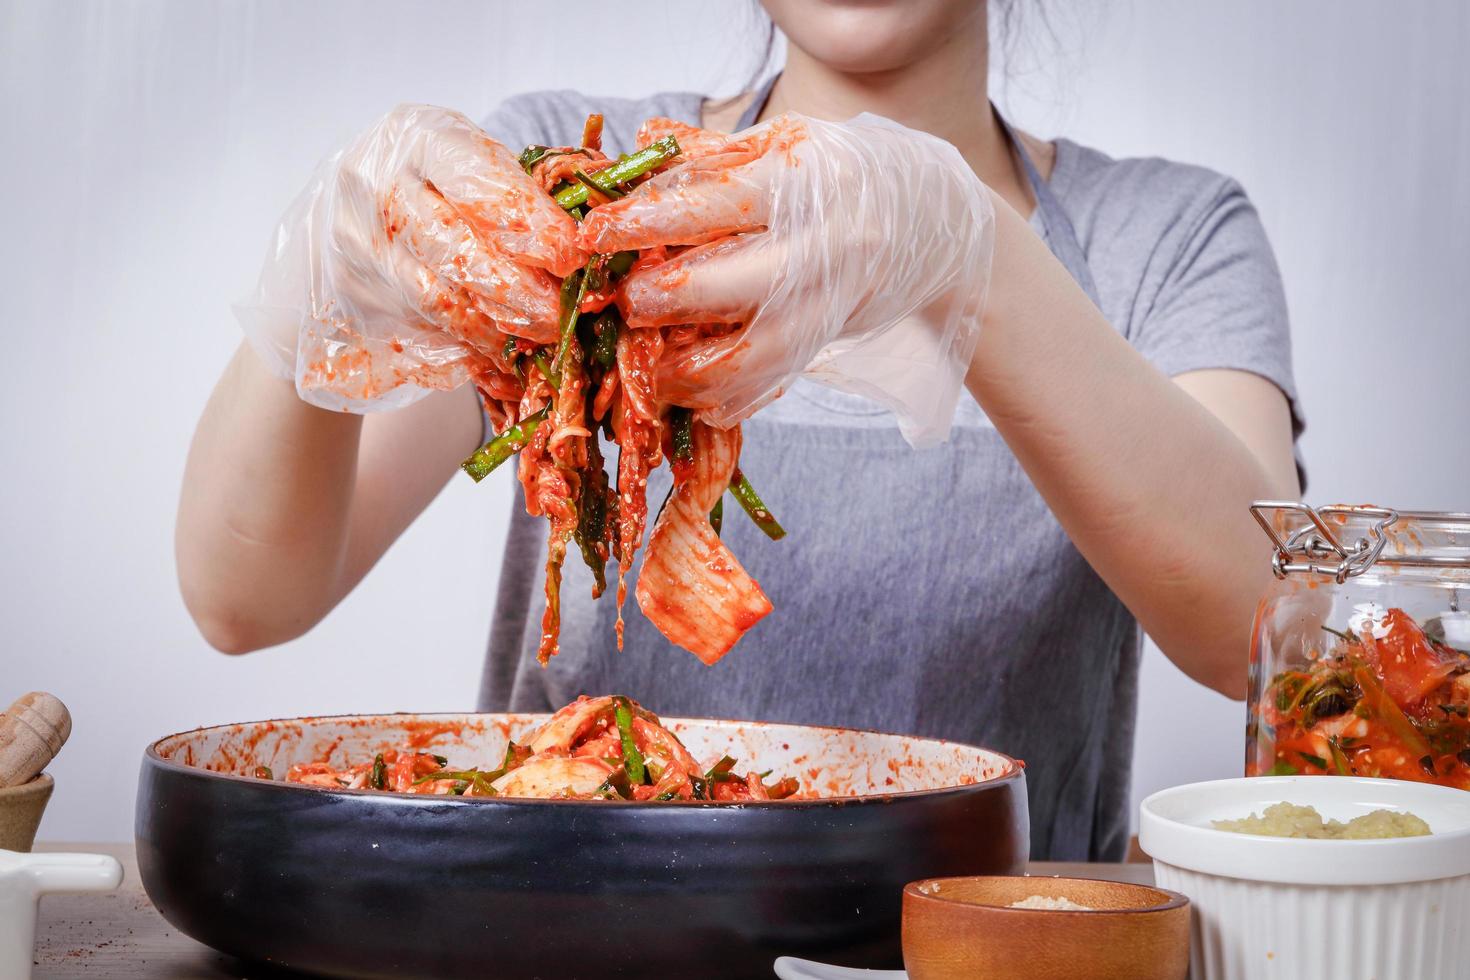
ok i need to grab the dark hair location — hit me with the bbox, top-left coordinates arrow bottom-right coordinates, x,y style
741,2 -> 781,94
992,0 -> 1051,66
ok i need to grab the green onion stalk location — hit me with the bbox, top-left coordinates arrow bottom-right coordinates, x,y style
614,697 -> 647,785
552,135 -> 681,210
461,407 -> 548,483
729,468 -> 786,540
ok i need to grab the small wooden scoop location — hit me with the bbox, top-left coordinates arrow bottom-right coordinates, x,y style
0,693 -> 71,788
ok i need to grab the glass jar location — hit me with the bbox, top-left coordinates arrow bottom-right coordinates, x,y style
1247,502 -> 1470,788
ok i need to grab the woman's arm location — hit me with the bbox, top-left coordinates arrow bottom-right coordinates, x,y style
179,105 -> 583,653
175,343 -> 482,653
968,196 -> 1299,698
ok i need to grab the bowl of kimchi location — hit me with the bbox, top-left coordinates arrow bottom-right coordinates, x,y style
136,697 -> 1027,979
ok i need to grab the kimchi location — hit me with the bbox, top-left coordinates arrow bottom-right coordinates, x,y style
460,115 -> 787,665
272,695 -> 800,803
1249,605 -> 1470,788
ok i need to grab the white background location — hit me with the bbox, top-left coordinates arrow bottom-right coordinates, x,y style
3,1 -> 1466,842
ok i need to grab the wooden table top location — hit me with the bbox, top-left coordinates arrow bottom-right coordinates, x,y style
32,841 -> 1155,978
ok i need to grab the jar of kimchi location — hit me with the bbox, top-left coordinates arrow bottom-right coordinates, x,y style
1247,502 -> 1470,788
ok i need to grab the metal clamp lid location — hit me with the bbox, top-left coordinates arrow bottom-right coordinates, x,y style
1249,501 -> 1399,583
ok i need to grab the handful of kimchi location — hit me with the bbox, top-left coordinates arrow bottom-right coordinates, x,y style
462,114 -> 788,666
274,695 -> 800,803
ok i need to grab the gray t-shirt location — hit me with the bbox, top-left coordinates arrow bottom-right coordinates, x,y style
473,89 -> 1304,861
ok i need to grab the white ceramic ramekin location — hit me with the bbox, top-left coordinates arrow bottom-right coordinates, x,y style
1140,776 -> 1470,980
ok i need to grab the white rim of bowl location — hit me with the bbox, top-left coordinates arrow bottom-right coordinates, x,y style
1139,776 -> 1470,885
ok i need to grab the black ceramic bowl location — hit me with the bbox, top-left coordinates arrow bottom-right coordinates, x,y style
137,712 -> 1027,979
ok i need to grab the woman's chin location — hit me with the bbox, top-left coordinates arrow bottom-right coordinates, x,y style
763,0 -> 985,75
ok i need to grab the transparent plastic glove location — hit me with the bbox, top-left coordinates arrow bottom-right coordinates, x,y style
581,112 -> 995,448
235,104 -> 585,412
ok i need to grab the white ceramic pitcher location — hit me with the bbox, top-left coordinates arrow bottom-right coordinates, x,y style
0,849 -> 122,980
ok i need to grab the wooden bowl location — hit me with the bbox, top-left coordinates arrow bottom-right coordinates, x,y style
0,773 -> 54,852
903,875 -> 1190,980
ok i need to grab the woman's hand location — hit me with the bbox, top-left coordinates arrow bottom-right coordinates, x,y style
181,105 -> 583,652
581,113 -> 995,448
238,104 -> 585,412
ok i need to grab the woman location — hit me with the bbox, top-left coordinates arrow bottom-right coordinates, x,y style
177,0 -> 1302,860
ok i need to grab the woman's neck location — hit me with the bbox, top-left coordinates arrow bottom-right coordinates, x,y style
754,20 -> 1041,215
